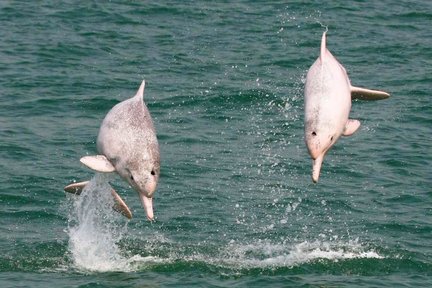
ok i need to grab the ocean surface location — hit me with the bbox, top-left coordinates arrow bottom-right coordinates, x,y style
1,1 -> 431,287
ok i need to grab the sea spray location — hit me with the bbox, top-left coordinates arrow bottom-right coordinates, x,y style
218,239 -> 383,269
67,174 -> 130,272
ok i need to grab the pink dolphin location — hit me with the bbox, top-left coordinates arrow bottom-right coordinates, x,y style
65,80 -> 160,220
304,32 -> 390,183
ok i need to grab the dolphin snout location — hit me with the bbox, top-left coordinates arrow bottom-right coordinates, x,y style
135,175 -> 158,220
312,155 -> 324,183
139,194 -> 154,221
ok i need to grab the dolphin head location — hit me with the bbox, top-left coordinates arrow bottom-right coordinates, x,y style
304,124 -> 338,183
116,150 -> 160,220
125,159 -> 160,197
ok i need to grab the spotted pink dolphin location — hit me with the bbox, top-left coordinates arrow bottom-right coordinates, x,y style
304,32 -> 390,183
65,80 -> 160,220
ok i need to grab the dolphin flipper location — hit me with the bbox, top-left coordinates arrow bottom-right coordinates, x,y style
64,180 -> 132,219
343,119 -> 361,136
64,180 -> 90,195
351,86 -> 390,100
80,155 -> 116,172
111,188 -> 133,219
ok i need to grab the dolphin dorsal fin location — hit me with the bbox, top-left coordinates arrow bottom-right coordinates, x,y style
320,31 -> 327,62
135,80 -> 146,99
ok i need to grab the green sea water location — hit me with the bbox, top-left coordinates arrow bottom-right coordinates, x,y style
1,1 -> 431,287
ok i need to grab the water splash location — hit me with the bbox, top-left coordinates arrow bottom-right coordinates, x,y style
111,238 -> 385,273
64,175 -> 384,273
220,239 -> 383,269
66,174 -> 131,272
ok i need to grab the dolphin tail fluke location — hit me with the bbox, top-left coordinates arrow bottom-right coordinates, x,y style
64,180 -> 90,195
320,31 -> 327,61
111,188 -> 133,219
64,180 -> 132,219
80,155 -> 116,173
351,86 -> 390,100
312,155 -> 324,183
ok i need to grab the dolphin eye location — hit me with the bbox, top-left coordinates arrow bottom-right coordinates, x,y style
312,131 -> 317,136
130,174 -> 134,181
151,170 -> 155,176
330,136 -> 334,141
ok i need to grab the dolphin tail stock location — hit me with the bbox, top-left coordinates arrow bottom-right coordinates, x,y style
64,180 -> 132,219
80,155 -> 116,173
350,86 -> 390,100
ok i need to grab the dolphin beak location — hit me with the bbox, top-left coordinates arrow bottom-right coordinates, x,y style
312,155 -> 324,183
139,194 -> 154,221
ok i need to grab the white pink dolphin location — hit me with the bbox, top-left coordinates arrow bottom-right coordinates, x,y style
65,80 -> 160,220
304,32 -> 390,183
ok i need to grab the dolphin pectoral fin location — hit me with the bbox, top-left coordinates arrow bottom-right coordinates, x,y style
343,119 -> 361,136
80,155 -> 116,173
351,86 -> 390,100
64,180 -> 90,195
139,194 -> 154,221
110,188 -> 133,219
312,155 -> 324,183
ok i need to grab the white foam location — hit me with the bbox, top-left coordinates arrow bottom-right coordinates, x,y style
124,239 -> 384,272
219,239 -> 383,269
67,174 -> 133,272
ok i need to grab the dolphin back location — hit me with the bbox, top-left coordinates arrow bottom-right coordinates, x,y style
97,87 -> 159,166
